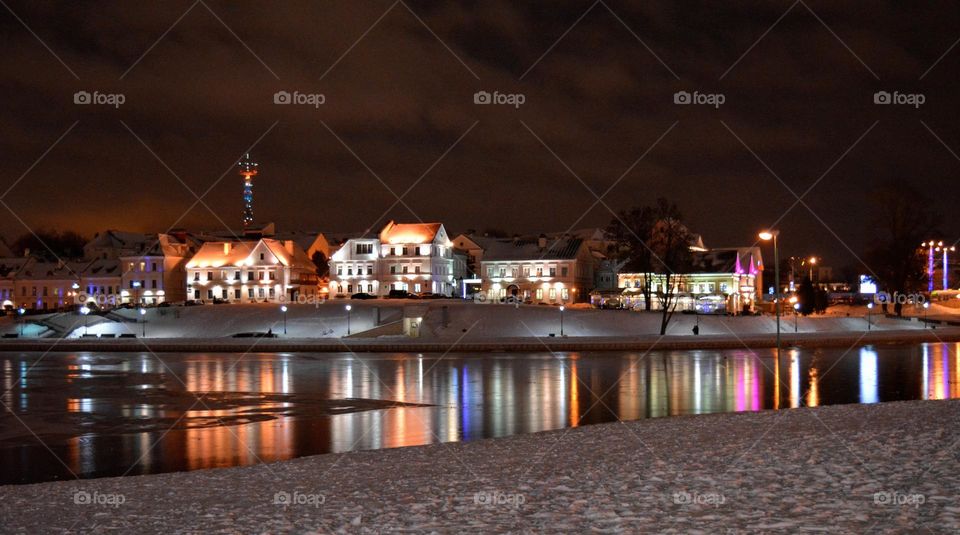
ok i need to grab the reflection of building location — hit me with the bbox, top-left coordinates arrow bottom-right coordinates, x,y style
186,239 -> 318,303
329,221 -> 456,297
479,235 -> 594,304
617,247 -> 763,314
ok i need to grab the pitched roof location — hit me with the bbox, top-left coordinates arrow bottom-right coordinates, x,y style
82,258 -> 121,278
482,237 -> 585,262
187,239 -> 314,270
379,221 -> 444,244
693,247 -> 763,274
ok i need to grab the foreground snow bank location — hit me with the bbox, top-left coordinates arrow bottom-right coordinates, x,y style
2,399 -> 957,532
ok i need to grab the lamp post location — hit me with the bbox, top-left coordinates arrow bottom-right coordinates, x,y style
923,301 -> 930,328
80,306 -> 90,336
17,307 -> 25,336
759,230 -> 781,359
139,307 -> 146,337
71,282 -> 80,308
793,302 -> 800,333
281,305 -> 288,335
866,301 -> 874,331
807,256 -> 817,282
345,304 -> 352,335
559,305 -> 565,336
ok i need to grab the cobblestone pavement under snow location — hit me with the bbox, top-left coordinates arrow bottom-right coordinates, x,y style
1,399 -> 958,533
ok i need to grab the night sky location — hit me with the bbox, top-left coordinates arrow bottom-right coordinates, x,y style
2,1 -> 959,270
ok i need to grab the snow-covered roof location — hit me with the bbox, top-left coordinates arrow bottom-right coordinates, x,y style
482,237 -> 586,262
186,239 -> 315,269
379,221 -> 445,245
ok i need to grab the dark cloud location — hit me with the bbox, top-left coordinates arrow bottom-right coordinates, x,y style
1,0 -> 960,271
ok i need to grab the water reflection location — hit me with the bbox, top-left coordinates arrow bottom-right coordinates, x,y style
2,343 -> 960,484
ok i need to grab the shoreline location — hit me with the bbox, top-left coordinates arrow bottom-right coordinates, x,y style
0,327 -> 958,353
2,399 -> 956,532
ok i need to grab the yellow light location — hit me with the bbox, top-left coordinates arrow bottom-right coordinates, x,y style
758,231 -> 773,241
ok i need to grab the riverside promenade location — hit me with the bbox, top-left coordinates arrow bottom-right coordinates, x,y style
2,399 -> 957,533
0,327 -> 958,353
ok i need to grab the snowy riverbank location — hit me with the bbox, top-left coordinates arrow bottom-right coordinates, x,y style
2,399 -> 957,532
1,300 -> 954,353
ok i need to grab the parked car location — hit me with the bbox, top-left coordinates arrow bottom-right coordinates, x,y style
417,292 -> 444,299
351,292 -> 376,300
387,289 -> 409,299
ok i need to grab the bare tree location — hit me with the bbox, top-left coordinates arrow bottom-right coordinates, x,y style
648,199 -> 693,335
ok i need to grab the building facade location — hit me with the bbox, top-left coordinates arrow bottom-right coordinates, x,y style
616,247 -> 764,314
329,221 -> 456,297
185,239 -> 318,304
479,236 -> 594,304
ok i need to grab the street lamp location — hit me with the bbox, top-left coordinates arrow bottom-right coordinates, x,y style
345,304 -> 352,335
559,305 -> 565,336
759,230 -> 781,359
807,256 -> 817,282
793,302 -> 800,332
866,301 -> 874,331
80,306 -> 90,336
923,301 -> 930,328
139,307 -> 146,337
280,304 -> 288,335
17,307 -> 25,336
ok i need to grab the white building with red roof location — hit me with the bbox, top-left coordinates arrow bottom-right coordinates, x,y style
329,220 -> 456,297
185,239 -> 318,304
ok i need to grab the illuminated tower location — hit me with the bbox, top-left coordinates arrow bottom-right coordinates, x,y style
238,153 -> 258,228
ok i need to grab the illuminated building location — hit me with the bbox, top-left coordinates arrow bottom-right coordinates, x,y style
12,259 -> 87,310
238,153 -> 258,229
616,247 -> 763,314
329,221 -> 456,297
478,235 -> 594,304
185,239 -> 318,303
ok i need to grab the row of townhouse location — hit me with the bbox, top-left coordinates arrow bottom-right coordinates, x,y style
0,226 -> 322,311
328,222 -> 597,304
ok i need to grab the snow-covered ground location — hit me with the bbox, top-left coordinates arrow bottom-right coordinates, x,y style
2,399 -> 956,532
0,300 -> 933,341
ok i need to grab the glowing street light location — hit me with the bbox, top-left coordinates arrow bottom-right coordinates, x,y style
139,307 -> 147,337
559,305 -> 565,336
759,230 -> 782,359
923,301 -> 930,328
793,302 -> 800,332
17,307 -> 25,337
866,301 -> 874,331
345,304 -> 352,335
280,304 -> 288,334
